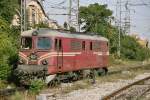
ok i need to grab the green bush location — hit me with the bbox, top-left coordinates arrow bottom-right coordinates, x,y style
11,92 -> 23,100
121,35 -> 150,61
29,79 -> 45,94
0,34 -> 15,79
0,80 -> 7,89
0,18 -> 19,80
0,0 -> 19,23
0,0 -> 19,81
79,3 -> 150,61
34,22 -> 49,28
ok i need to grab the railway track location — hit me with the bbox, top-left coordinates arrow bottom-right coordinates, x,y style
0,64 -> 149,99
102,75 -> 150,100
108,63 -> 150,75
0,87 -> 25,98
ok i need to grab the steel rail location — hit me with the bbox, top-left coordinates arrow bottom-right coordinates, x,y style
108,63 -> 150,75
102,76 -> 150,100
0,87 -> 25,97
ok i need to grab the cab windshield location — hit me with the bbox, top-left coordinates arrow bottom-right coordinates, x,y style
37,37 -> 51,50
21,37 -> 32,50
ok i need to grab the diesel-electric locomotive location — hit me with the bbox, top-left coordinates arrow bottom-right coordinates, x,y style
15,28 -> 109,85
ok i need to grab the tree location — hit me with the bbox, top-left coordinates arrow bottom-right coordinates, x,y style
0,18 -> 18,79
70,26 -> 76,32
120,35 -> 150,61
0,17 -> 10,33
34,22 -> 49,29
0,0 -> 19,79
79,3 -> 150,61
79,3 -> 119,54
79,3 -> 112,36
0,0 -> 19,23
63,22 -> 68,30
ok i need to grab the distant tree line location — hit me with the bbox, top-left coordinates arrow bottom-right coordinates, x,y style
79,3 -> 150,60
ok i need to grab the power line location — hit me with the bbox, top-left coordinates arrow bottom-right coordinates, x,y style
47,13 -> 69,15
140,0 -> 150,8
49,6 -> 68,10
129,0 -> 150,7
45,0 -> 66,6
46,0 -> 80,31
57,0 -> 66,6
129,3 -> 150,6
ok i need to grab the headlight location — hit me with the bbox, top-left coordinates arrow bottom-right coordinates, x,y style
42,60 -> 48,65
19,59 -> 24,64
30,53 -> 37,60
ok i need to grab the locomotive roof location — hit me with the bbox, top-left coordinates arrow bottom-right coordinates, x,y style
21,28 -> 108,41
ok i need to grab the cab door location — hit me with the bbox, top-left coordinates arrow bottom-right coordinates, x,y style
55,39 -> 63,72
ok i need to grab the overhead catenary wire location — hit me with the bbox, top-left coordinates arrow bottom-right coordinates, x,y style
45,0 -> 66,6
45,0 -> 149,35
140,0 -> 150,8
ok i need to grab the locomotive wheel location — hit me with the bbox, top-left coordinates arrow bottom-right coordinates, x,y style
98,68 -> 107,76
72,72 -> 79,81
48,77 -> 60,87
93,69 -> 99,77
82,70 -> 91,79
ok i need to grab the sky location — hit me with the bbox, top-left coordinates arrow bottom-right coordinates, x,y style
43,0 -> 150,40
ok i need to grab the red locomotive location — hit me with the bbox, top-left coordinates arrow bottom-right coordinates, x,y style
16,28 -> 109,85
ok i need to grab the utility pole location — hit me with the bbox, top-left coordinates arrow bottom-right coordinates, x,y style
115,1 -> 118,27
21,0 -> 23,33
24,0 -> 27,31
116,0 -> 121,58
77,0 -> 80,32
68,0 -> 80,32
21,0 -> 27,32
118,0 -> 122,58
124,0 -> 131,34
68,0 -> 72,29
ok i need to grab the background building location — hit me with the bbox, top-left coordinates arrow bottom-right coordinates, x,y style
130,33 -> 149,48
12,0 -> 59,30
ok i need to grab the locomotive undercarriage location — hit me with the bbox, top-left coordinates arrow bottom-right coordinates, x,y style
13,65 -> 48,86
47,67 -> 108,87
14,65 -> 108,87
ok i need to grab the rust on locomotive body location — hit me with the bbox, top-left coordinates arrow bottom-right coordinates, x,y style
17,28 -> 109,84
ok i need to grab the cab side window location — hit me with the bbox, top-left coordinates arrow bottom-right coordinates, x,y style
55,39 -> 62,51
70,40 -> 82,51
82,41 -> 85,50
90,42 -> 93,50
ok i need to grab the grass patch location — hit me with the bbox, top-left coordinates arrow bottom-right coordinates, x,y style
59,81 -> 90,94
29,79 -> 46,94
0,80 -> 7,89
97,64 -> 150,83
6,60 -> 150,99
10,92 -> 23,100
10,91 -> 36,100
39,61 -> 150,96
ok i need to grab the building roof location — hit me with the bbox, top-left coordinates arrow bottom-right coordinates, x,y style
21,28 -> 108,41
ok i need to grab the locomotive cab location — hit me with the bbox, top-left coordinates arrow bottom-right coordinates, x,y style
20,33 -> 52,65
19,30 -> 62,68
16,30 -> 57,84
